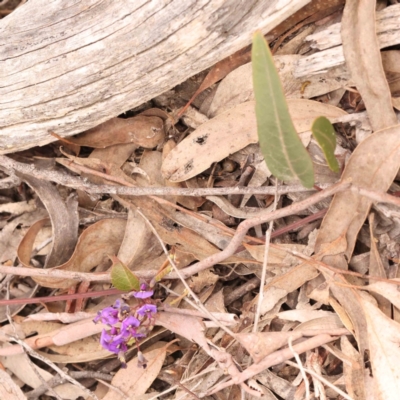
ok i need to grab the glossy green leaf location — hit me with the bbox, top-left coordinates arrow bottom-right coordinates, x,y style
110,255 -> 140,291
252,31 -> 315,188
311,116 -> 340,172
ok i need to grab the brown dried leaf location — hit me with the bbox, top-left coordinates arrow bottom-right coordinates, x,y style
0,369 -> 26,400
156,312 -> 209,351
162,100 -> 346,182
68,116 -> 165,148
128,198 -> 253,264
341,0 -> 397,131
102,341 -> 168,400
366,280 -> 400,310
236,331 -> 303,364
0,350 -> 86,399
118,208 -> 163,270
244,243 -> 307,267
341,335 -> 367,400
18,218 -> 126,288
360,296 -> 400,400
315,125 -> 400,260
16,174 -> 78,269
368,214 -> 391,316
208,59 -> 351,117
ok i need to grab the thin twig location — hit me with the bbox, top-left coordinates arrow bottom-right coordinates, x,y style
26,371 -> 113,399
0,154 -> 331,196
0,180 -> 351,296
206,331 -> 349,395
288,336 -> 310,400
5,333 -> 99,400
134,207 -> 237,339
285,360 -> 354,400
5,283 -> 64,400
253,180 -> 278,332
224,276 -> 261,306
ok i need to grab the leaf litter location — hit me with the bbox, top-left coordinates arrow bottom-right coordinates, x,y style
2,1 -> 400,399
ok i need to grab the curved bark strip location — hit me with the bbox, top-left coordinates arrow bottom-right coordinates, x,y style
0,0 -> 310,154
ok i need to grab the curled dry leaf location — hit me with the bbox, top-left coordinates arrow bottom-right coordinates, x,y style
16,174 -> 79,269
1,174 -> 78,321
66,115 -> 165,148
162,100 -> 346,182
18,218 -> 126,289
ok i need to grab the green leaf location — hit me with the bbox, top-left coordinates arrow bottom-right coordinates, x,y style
110,255 -> 140,291
252,31 -> 315,188
311,116 -> 340,172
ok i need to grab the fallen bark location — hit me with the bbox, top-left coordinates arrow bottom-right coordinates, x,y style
0,0 -> 310,153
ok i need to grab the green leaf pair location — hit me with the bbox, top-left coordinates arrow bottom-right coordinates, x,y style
251,32 -> 339,188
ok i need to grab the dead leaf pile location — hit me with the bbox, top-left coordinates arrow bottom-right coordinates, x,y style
1,1 -> 400,399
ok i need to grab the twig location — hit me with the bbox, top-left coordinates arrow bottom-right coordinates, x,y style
0,154 -> 331,196
134,207 -> 237,339
285,360 -> 354,400
3,178 -> 400,306
175,180 -> 351,280
26,371 -> 113,399
5,333 -> 99,400
224,276 -> 261,306
253,180 -> 278,332
5,283 -> 64,400
205,331 -> 349,395
288,336 -> 310,400
0,180 -> 351,297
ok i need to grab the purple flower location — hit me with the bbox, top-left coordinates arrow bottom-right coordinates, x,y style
121,316 -> 140,338
133,283 -> 154,299
137,304 -> 157,317
114,299 -> 130,313
100,329 -> 127,354
93,306 -> 119,325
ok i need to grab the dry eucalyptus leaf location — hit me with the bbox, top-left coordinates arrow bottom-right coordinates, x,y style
118,208 -> 163,270
315,125 -> 400,261
208,58 -> 351,117
360,297 -> 400,400
0,369 -> 27,400
18,218 -> 126,288
341,335 -> 367,400
67,116 -> 165,148
162,100 -> 346,182
128,198 -> 253,264
16,173 -> 79,269
0,200 -> 36,215
0,350 -> 86,399
341,0 -> 397,132
156,312 -> 209,351
102,341 -> 168,400
236,331 -> 304,364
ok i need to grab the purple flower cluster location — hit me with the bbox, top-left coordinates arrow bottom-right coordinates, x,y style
93,283 -> 157,366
